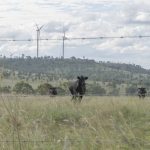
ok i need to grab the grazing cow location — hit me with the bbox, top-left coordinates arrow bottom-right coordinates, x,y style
138,87 -> 147,99
49,87 -> 57,96
69,76 -> 88,102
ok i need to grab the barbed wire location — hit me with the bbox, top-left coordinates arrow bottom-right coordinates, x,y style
0,139 -> 115,143
0,35 -> 150,42
0,94 -> 145,98
0,138 -> 149,144
0,93 -> 149,147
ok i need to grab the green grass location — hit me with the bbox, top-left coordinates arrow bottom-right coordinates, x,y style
0,95 -> 150,149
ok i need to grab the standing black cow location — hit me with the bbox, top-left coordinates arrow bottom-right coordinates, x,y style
49,87 -> 57,96
138,87 -> 147,99
69,76 -> 88,102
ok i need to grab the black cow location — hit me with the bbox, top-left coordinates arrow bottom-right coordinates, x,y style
138,87 -> 147,99
49,87 -> 57,96
69,76 -> 88,102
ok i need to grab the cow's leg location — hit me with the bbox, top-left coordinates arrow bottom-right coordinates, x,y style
69,87 -> 76,101
142,94 -> 145,99
76,94 -> 83,103
71,96 -> 74,100
72,91 -> 78,102
72,95 -> 77,100
71,96 -> 77,104
72,93 -> 82,104
138,94 -> 141,99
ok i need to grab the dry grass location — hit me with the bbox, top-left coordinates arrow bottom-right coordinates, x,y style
0,95 -> 150,149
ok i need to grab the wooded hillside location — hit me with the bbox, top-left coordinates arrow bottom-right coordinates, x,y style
0,56 -> 149,95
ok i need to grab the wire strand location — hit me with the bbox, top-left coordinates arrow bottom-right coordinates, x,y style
0,35 -> 149,42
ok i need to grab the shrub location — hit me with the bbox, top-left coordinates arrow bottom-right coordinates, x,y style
126,85 -> 137,96
87,83 -> 106,96
108,88 -> 120,96
0,86 -> 11,93
13,81 -> 34,94
37,83 -> 53,95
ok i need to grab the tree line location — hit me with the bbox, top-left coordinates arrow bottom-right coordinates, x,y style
0,56 -> 149,96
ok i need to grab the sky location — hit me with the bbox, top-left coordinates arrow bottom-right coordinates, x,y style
0,0 -> 150,69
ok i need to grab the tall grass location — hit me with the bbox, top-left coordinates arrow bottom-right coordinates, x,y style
0,95 -> 150,149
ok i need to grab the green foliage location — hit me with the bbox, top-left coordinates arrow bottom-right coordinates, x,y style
37,83 -> 52,95
0,86 -> 11,93
126,85 -> 137,96
87,83 -> 106,95
2,71 -> 11,78
0,57 -> 149,84
0,57 -> 150,96
108,88 -> 120,96
13,81 -> 34,94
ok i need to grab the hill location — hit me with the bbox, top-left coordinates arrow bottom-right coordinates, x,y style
0,56 -> 149,83
0,56 -> 150,96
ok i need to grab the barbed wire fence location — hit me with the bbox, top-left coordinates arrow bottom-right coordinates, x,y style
0,34 -> 150,58
0,34 -> 147,97
1,35 -> 150,42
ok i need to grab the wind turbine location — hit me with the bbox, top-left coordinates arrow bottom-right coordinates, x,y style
62,26 -> 67,59
35,24 -> 44,58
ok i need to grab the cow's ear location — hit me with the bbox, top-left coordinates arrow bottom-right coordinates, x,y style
77,76 -> 80,79
84,77 -> 88,80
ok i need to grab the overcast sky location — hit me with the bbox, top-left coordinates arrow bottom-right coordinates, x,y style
0,0 -> 150,68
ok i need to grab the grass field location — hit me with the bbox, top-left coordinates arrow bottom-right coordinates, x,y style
0,95 -> 150,150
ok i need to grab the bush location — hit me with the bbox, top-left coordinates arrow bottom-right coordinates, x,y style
108,88 -> 120,96
126,85 -> 137,96
13,81 -> 34,94
37,83 -> 53,95
87,83 -> 106,96
0,86 -> 11,93
2,71 -> 11,79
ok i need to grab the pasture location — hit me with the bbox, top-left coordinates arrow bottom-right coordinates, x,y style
0,95 -> 150,150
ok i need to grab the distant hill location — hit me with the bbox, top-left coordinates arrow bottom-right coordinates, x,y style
101,61 -> 150,75
0,56 -> 149,84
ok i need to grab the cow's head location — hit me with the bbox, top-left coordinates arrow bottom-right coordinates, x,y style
49,87 -> 57,95
138,87 -> 146,94
77,76 -> 88,94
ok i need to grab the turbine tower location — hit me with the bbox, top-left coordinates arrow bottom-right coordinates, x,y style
36,24 -> 44,58
62,27 -> 67,59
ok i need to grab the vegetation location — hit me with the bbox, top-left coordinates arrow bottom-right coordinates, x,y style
0,86 -> 11,93
13,81 -> 34,94
126,85 -> 138,96
0,57 -> 149,96
37,83 -> 52,95
0,96 -> 150,149
87,83 -> 106,95
0,57 -> 149,149
0,56 -> 149,82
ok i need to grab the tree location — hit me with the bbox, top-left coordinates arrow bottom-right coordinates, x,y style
13,81 -> 34,94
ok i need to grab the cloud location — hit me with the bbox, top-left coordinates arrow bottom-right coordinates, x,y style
0,0 -> 150,68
